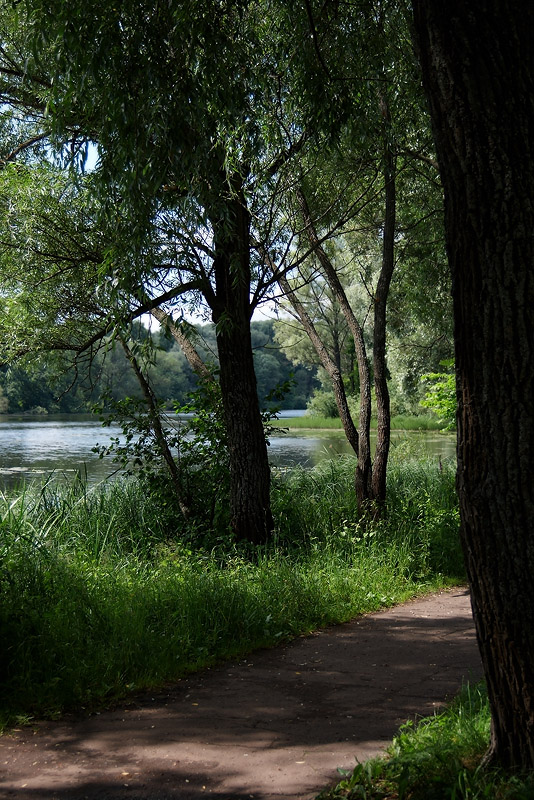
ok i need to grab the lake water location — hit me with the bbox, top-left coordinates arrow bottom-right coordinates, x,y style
0,412 -> 456,490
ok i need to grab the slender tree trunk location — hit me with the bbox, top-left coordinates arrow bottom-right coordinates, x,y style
371,99 -> 396,508
119,337 -> 191,520
413,0 -> 534,769
150,307 -> 214,382
277,273 -> 360,455
209,179 -> 273,545
297,188 -> 373,505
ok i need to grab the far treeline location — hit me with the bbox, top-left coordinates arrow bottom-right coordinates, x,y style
0,312 -> 453,420
0,319 -> 320,415
0,0 -> 533,773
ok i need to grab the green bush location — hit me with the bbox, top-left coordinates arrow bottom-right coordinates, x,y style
421,359 -> 457,431
306,389 -> 341,418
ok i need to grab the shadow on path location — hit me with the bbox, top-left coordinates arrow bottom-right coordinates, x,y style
0,588 -> 482,800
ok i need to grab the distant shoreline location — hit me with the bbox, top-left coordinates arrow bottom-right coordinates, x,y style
277,415 -> 450,433
0,410 -> 451,434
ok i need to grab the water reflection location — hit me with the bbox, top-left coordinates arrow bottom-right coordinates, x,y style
0,413 -> 456,490
268,432 -> 352,468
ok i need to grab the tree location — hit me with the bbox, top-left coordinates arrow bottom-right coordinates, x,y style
413,0 -> 534,769
10,0 -> 359,543
270,32 -> 443,512
274,272 -> 359,415
1,2 -> 269,540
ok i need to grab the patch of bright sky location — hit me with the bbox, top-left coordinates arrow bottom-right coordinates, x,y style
81,142 -> 99,171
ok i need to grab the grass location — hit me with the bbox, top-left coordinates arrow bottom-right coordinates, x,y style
281,414 -> 446,431
0,451 -> 463,731
317,682 -> 534,799
389,414 -> 446,431
280,415 -> 345,429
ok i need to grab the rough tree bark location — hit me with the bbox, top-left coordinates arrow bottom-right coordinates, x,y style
209,177 -> 273,545
413,0 -> 534,769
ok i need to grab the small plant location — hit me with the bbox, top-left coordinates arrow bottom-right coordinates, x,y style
92,375 -> 295,543
172,377 -> 231,534
92,377 -> 232,537
93,392 -> 183,479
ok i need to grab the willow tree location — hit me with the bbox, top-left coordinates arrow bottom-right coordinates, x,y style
413,0 -> 534,769
268,0 -> 443,513
29,1 -> 273,542
7,2 -> 307,541
16,0 -> 390,542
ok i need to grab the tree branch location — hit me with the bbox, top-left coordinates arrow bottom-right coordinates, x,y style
0,132 -> 51,167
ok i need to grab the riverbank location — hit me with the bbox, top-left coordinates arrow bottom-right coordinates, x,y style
279,413 -> 446,431
0,452 -> 463,732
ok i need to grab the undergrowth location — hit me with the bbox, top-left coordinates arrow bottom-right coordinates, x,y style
0,451 -> 462,731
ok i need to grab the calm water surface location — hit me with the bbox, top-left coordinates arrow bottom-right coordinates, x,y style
0,412 -> 455,489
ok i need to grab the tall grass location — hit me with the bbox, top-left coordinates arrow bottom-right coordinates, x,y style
281,414 -> 444,431
389,413 -> 445,431
0,453 -> 462,730
280,415 -> 344,429
317,682 -> 534,800
384,444 -> 463,578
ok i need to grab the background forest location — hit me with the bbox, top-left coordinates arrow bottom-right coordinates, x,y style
0,307 -> 451,419
0,319 -> 320,414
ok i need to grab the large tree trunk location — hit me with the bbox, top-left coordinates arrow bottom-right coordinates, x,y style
210,179 -> 273,545
413,1 -> 534,769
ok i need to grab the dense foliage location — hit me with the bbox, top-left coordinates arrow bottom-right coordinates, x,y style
421,359 -> 456,431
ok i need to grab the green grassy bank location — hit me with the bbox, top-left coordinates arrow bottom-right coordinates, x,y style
0,450 -> 463,731
281,414 -> 445,431
317,682 -> 534,800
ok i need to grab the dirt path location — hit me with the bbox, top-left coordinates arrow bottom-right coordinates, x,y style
0,588 -> 482,800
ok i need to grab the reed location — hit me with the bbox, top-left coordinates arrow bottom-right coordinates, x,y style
280,414 -> 445,431
0,454 -> 463,730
